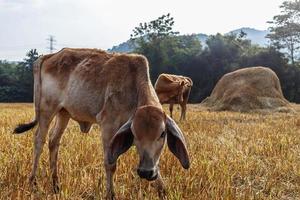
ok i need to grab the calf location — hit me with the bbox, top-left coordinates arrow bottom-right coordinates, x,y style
155,73 -> 193,120
14,48 -> 190,199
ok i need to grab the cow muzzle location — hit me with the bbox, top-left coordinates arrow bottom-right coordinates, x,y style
137,168 -> 158,181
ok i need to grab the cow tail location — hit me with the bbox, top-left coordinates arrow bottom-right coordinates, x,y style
13,56 -> 44,134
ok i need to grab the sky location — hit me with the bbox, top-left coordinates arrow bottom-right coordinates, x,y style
0,0 -> 285,61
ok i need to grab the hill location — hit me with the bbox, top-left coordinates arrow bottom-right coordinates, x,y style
229,27 -> 269,46
108,27 -> 269,53
108,40 -> 136,53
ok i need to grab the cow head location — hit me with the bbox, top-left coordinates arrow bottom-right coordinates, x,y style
108,105 -> 190,181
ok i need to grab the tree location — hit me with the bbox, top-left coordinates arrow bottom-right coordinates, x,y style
22,49 -> 39,70
17,49 -> 38,79
14,49 -> 39,102
130,13 -> 179,43
130,14 -> 201,81
130,14 -> 179,79
267,0 -> 300,66
203,33 -> 252,73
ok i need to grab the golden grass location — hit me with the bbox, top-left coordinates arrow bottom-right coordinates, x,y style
0,103 -> 300,200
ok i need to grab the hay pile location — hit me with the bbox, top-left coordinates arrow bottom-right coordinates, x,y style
201,67 -> 292,112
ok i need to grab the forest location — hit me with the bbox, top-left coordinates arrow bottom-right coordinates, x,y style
1,1 -> 300,103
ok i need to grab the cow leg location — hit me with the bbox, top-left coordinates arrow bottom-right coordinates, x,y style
153,171 -> 167,200
101,126 -> 117,200
48,110 -> 70,193
180,103 -> 187,121
104,156 -> 116,200
183,103 -> 187,120
169,103 -> 174,119
182,87 -> 191,121
29,110 -> 55,189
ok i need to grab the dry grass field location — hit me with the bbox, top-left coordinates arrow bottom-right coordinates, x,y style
0,103 -> 300,200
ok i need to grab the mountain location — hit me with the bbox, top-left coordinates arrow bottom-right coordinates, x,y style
108,40 -> 135,53
108,27 -> 270,53
228,27 -> 269,46
196,33 -> 209,45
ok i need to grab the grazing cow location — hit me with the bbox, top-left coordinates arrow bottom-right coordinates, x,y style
13,48 -> 190,199
155,74 -> 193,120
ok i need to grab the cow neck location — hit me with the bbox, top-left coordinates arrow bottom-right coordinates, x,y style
137,83 -> 161,108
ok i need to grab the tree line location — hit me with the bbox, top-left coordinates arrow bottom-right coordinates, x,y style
0,49 -> 38,102
1,0 -> 300,103
132,30 -> 300,103
130,1 -> 300,103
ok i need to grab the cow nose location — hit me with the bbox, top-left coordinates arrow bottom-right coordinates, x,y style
137,168 -> 155,180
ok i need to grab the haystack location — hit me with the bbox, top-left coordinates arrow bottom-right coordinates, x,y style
201,66 -> 292,112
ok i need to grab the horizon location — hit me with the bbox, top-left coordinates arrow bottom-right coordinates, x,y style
0,0 -> 285,61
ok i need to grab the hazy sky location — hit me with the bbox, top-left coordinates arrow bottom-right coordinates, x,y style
0,0 -> 285,61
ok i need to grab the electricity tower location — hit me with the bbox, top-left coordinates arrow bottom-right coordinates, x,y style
47,35 -> 56,53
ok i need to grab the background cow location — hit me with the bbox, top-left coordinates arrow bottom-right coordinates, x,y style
13,48 -> 190,200
155,73 -> 193,120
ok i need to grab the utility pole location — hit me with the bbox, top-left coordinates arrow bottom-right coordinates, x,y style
46,35 -> 56,53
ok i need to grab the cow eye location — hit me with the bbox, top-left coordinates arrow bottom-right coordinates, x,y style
160,131 -> 166,139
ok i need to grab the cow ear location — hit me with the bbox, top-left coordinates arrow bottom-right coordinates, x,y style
166,116 -> 190,169
108,119 -> 134,165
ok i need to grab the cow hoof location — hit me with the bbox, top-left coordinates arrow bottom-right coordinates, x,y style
53,184 -> 60,194
150,181 -> 167,200
29,177 -> 38,192
158,189 -> 167,200
106,192 -> 115,200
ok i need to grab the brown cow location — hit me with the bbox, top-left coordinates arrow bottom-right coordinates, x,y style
155,74 -> 193,120
13,48 -> 190,199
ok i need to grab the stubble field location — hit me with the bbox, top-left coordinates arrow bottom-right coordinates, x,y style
0,103 -> 300,200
